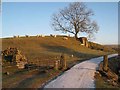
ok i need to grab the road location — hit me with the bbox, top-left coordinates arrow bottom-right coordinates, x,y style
44,54 -> 118,88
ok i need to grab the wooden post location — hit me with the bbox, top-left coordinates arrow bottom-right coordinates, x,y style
60,54 -> 67,70
54,60 -> 58,70
103,55 -> 108,71
57,60 -> 60,68
63,58 -> 66,69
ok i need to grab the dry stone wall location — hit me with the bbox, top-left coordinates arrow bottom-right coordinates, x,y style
2,47 -> 27,69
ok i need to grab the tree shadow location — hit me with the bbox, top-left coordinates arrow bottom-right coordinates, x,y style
41,44 -> 96,58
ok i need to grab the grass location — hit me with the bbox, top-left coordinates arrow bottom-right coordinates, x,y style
2,36 -> 113,63
1,36 -> 116,88
95,77 -> 119,88
95,56 -> 120,89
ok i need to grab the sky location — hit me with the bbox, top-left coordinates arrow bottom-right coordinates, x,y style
2,2 -> 118,45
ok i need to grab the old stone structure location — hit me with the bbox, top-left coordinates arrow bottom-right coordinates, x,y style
12,50 -> 27,68
2,47 -> 27,69
78,37 -> 89,47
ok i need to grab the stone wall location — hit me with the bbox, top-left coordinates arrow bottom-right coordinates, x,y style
2,47 -> 27,69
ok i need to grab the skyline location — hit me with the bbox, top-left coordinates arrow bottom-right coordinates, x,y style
2,0 -> 120,2
2,2 -> 118,45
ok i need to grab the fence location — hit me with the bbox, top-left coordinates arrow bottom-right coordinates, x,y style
28,54 -> 67,70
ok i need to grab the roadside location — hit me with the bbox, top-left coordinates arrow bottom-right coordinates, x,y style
43,54 -> 118,88
95,55 -> 120,88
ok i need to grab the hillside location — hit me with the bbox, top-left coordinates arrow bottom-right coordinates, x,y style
1,36 -> 116,88
2,36 -> 114,64
104,45 -> 120,53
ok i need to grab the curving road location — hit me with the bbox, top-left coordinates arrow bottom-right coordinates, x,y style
44,54 -> 118,88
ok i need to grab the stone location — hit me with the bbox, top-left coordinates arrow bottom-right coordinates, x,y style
107,69 -> 118,82
94,71 -> 101,79
71,54 -> 74,58
4,72 -> 10,75
2,47 -> 28,69
63,37 -> 68,40
68,34 -> 70,37
98,62 -> 103,71
111,81 -> 118,86
13,35 -> 19,38
25,35 -> 29,37
98,62 -> 118,82
78,37 -> 89,47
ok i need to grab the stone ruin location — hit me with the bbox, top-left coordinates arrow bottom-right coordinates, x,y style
77,37 -> 89,48
2,47 -> 27,69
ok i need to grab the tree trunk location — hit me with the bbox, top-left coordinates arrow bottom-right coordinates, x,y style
75,33 -> 78,40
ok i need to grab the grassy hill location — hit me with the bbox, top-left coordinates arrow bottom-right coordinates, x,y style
89,42 -> 116,52
104,45 -> 120,53
1,35 -> 116,88
2,36 -> 115,62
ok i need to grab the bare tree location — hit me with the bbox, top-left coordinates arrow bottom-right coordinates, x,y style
51,2 -> 99,39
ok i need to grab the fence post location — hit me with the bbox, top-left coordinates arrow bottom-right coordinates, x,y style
60,54 -> 67,70
103,55 -> 108,71
54,60 -> 59,70
63,58 -> 66,69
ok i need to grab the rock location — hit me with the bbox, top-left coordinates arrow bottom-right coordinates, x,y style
13,35 -> 19,38
71,54 -> 74,57
112,81 -> 118,86
25,35 -> 30,37
94,71 -> 101,79
98,62 -> 118,83
4,72 -> 10,75
63,37 -> 68,40
78,37 -> 89,47
24,64 -> 37,69
2,47 -> 28,69
106,69 -> 118,81
98,62 -> 104,71
50,34 -> 56,38
106,79 -> 111,83
97,57 -> 119,87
